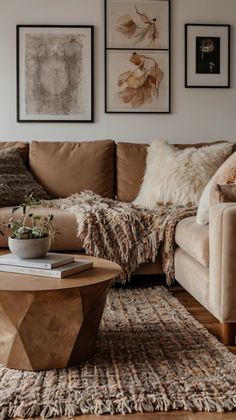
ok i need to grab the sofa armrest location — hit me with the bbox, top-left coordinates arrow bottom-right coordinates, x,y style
209,203 -> 236,322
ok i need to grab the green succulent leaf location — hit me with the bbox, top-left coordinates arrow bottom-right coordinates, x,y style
12,206 -> 20,213
0,194 -> 56,241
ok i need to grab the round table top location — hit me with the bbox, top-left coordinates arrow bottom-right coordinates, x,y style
0,252 -> 122,291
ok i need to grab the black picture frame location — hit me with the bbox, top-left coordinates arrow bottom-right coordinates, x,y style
17,25 -> 94,122
185,23 -> 230,88
105,0 -> 171,114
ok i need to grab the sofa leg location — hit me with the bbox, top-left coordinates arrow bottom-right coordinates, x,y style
221,323 -> 236,346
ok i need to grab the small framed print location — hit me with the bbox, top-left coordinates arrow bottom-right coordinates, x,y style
105,0 -> 171,113
106,49 -> 169,113
17,25 -> 94,122
185,24 -> 230,88
105,0 -> 170,49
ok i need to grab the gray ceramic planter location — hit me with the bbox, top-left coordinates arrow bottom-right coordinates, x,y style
8,236 -> 51,259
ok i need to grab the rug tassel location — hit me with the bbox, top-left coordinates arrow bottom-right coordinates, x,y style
0,407 -> 9,420
94,398 -> 109,415
79,400 -> 91,414
40,403 -> 59,418
116,397 -> 133,414
23,402 -> 41,418
64,402 -> 77,416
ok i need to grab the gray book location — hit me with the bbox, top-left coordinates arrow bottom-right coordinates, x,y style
0,252 -> 74,269
0,259 -> 93,278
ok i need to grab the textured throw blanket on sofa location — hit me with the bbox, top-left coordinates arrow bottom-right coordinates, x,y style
43,191 -> 196,285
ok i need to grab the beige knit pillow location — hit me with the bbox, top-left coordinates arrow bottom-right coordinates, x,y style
217,184 -> 236,202
224,167 -> 236,184
196,150 -> 236,225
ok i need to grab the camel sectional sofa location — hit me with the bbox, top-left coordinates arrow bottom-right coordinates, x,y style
0,139 -> 235,345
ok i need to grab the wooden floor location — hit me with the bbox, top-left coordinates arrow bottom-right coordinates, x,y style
171,285 -> 236,357
20,280 -> 236,420
48,413 -> 236,420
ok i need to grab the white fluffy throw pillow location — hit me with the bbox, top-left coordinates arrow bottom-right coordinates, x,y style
134,140 -> 233,209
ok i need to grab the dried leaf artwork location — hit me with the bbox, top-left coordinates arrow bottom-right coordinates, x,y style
116,52 -> 164,108
105,0 -> 170,113
25,34 -> 85,116
115,4 -> 159,47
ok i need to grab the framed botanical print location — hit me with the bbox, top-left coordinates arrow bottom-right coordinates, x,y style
105,0 -> 171,113
17,25 -> 94,122
106,49 -> 169,112
185,24 -> 230,88
106,0 -> 169,49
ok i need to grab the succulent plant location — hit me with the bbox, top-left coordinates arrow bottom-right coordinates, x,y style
0,193 -> 57,240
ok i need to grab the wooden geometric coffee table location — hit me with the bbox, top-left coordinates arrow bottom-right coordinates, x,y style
0,253 -> 121,371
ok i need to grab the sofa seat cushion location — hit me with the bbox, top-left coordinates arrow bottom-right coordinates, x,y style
175,216 -> 209,267
29,140 -> 115,199
0,207 -> 83,251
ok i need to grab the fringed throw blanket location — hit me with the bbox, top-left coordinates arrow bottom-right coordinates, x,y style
43,191 -> 196,285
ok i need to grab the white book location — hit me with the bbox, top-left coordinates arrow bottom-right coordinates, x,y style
0,259 -> 93,278
0,252 -> 74,269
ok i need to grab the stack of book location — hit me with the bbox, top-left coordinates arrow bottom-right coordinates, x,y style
0,253 -> 93,278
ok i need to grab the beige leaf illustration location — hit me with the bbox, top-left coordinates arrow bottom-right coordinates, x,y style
115,15 -> 137,38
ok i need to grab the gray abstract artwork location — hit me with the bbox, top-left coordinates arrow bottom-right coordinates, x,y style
25,34 -> 85,116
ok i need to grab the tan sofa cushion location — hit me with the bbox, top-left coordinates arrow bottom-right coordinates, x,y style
29,140 -> 115,199
0,207 -> 83,251
175,216 -> 209,267
116,141 -> 222,203
116,142 -> 147,202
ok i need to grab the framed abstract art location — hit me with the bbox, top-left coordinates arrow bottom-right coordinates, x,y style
185,24 -> 230,88
17,25 -> 94,122
105,0 -> 171,113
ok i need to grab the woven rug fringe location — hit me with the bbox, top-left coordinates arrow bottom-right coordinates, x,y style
1,395 -> 236,419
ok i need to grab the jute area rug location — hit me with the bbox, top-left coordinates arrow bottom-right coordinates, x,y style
0,287 -> 236,419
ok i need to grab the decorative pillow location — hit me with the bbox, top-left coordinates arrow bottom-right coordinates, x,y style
0,141 -> 29,165
224,167 -> 236,184
134,140 -> 233,209
196,150 -> 236,225
0,147 -> 50,207
217,184 -> 236,202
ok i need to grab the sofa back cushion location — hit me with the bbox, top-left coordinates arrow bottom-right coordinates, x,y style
29,140 -> 116,198
116,142 -> 147,202
116,141 -> 224,202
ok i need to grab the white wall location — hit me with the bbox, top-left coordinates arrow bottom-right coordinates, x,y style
0,0 -> 235,144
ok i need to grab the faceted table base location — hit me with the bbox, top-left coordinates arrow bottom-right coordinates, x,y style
0,280 -> 110,371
